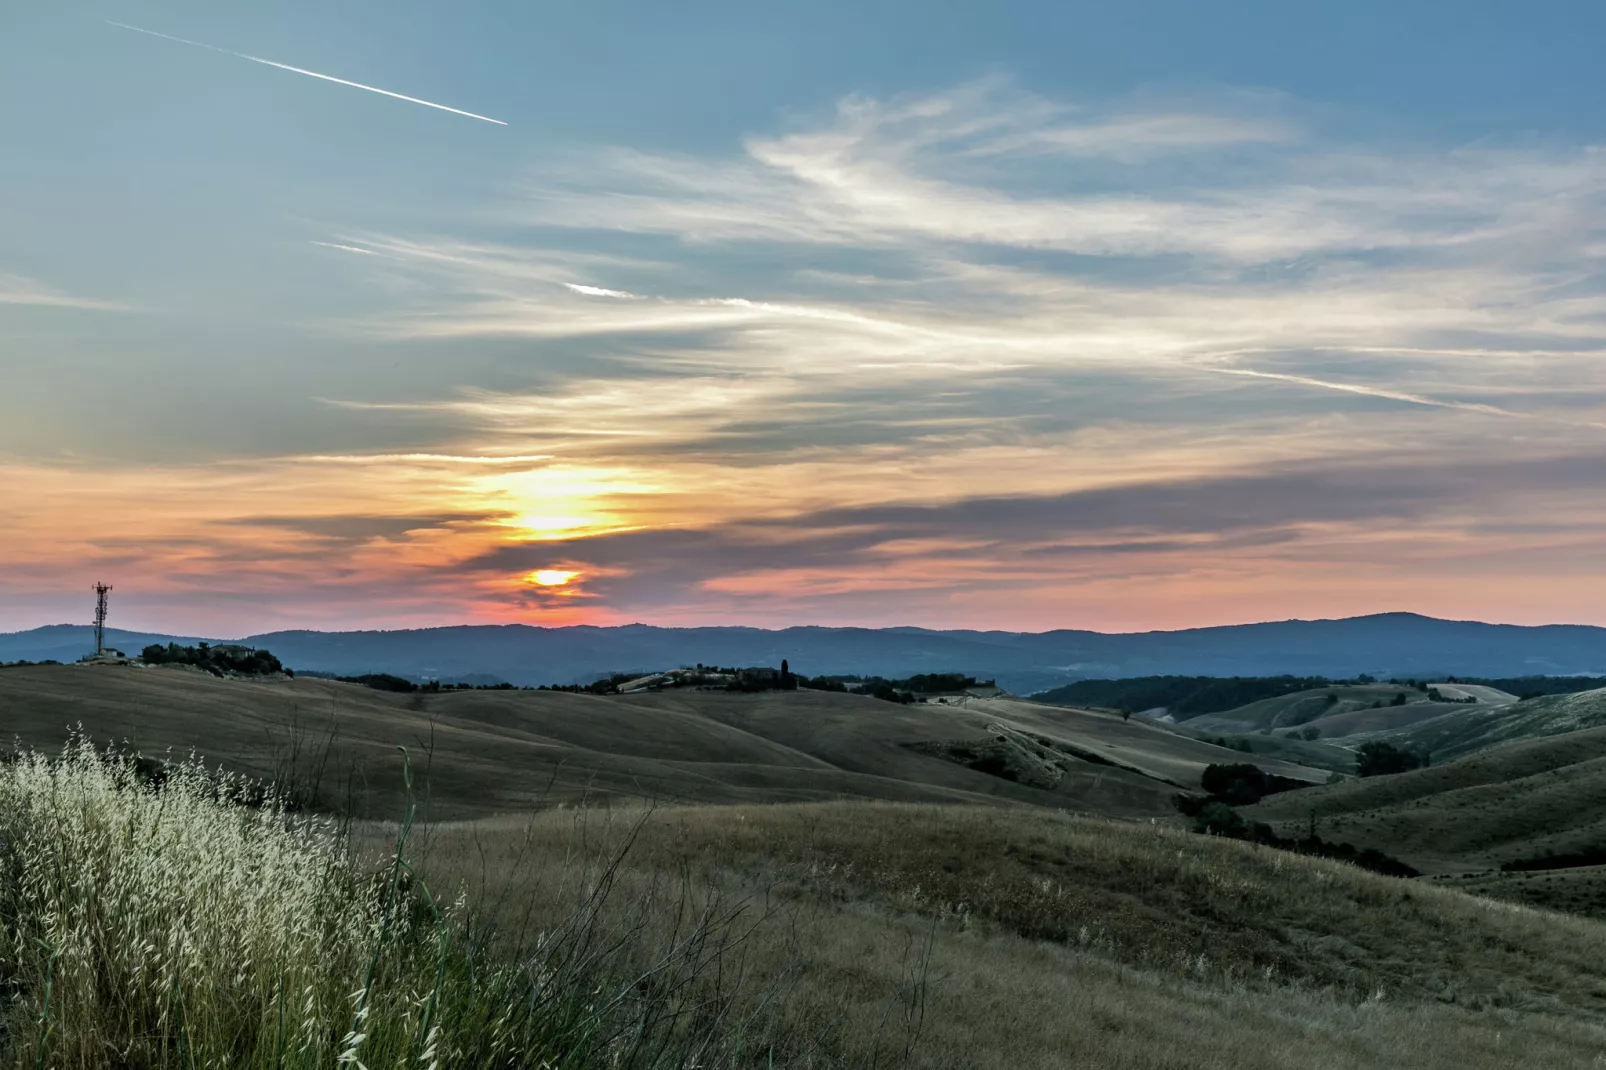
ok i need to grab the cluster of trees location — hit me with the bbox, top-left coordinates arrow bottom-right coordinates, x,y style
332,673 -> 460,694
898,673 -> 994,693
1040,672 -> 1606,719
807,676 -> 910,703
808,672 -> 996,704
861,681 -> 917,705
1197,733 -> 1256,753
1355,741 -> 1429,777
1194,763 -> 1310,806
1373,680 -> 1468,703
140,642 -> 286,677
540,676 -> 635,695
1175,762 -> 1418,878
1500,845 -> 1606,873
535,666 -> 987,700
1188,802 -> 1420,878
1486,676 -> 1606,700
298,671 -> 533,693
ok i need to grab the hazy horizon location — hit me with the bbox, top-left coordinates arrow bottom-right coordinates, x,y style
10,607 -> 1606,643
6,3 -> 1606,637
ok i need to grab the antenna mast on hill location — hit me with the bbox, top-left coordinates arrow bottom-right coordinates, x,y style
93,582 -> 112,656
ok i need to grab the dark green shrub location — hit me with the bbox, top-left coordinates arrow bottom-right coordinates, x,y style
1355,741 -> 1428,777
1192,801 -> 1246,837
1199,763 -> 1307,804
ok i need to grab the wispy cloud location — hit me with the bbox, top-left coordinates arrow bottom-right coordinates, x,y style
1189,364 -> 1529,419
263,80 -> 1603,625
107,21 -> 507,125
0,274 -> 129,311
310,241 -> 380,256
564,283 -> 642,299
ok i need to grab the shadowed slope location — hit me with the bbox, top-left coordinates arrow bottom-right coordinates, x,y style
1250,726 -> 1606,873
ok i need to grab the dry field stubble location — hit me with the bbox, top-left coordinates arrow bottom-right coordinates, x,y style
388,801 -> 1606,1068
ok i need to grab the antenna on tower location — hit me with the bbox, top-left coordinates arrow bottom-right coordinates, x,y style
93,582 -> 113,657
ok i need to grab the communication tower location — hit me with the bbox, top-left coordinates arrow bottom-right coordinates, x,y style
93,582 -> 112,656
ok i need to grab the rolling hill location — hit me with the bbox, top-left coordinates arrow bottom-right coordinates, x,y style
0,662 -> 1327,821
1160,722 -> 1362,773
1186,685 -> 1606,923
1178,682 -> 1459,734
405,797 -> 1606,1069
9,660 -> 1606,1066
1378,687 -> 1606,762
1249,723 -> 1606,876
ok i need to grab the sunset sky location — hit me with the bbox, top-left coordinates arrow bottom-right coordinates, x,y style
4,2 -> 1606,636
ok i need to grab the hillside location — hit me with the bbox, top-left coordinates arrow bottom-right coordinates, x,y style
1180,682 -> 1456,734
1437,865 -> 1606,920
0,663 -> 1326,821
1380,687 -> 1606,762
9,611 -> 1606,692
1250,725 -> 1606,876
8,662 -> 1606,1066
394,799 -> 1606,1069
1162,722 -> 1361,773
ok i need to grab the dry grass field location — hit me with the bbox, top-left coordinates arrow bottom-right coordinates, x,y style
381,802 -> 1606,1068
1437,865 -> 1606,920
10,663 -> 1606,1066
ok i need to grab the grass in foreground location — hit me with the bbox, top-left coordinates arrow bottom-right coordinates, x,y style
10,735 -> 1606,1068
403,801 -> 1606,1068
0,741 -> 751,1069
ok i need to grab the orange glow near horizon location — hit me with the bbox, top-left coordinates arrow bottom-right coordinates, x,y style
530,569 -> 580,587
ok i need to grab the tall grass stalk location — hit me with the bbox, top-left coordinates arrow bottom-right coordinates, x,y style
0,739 -> 753,1069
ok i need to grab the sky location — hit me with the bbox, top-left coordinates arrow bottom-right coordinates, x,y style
3,1 -> 1606,636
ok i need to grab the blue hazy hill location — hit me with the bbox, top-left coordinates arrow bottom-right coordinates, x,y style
5,613 -> 1605,694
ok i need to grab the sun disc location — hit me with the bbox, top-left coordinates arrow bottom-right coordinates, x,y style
531,569 -> 579,587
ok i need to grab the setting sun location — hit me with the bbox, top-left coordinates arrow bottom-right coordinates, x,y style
529,569 -> 579,587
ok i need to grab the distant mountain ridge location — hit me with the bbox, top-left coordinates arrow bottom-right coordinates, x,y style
6,613 -> 1606,694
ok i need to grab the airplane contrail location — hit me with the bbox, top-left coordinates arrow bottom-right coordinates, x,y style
107,20 -> 507,126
